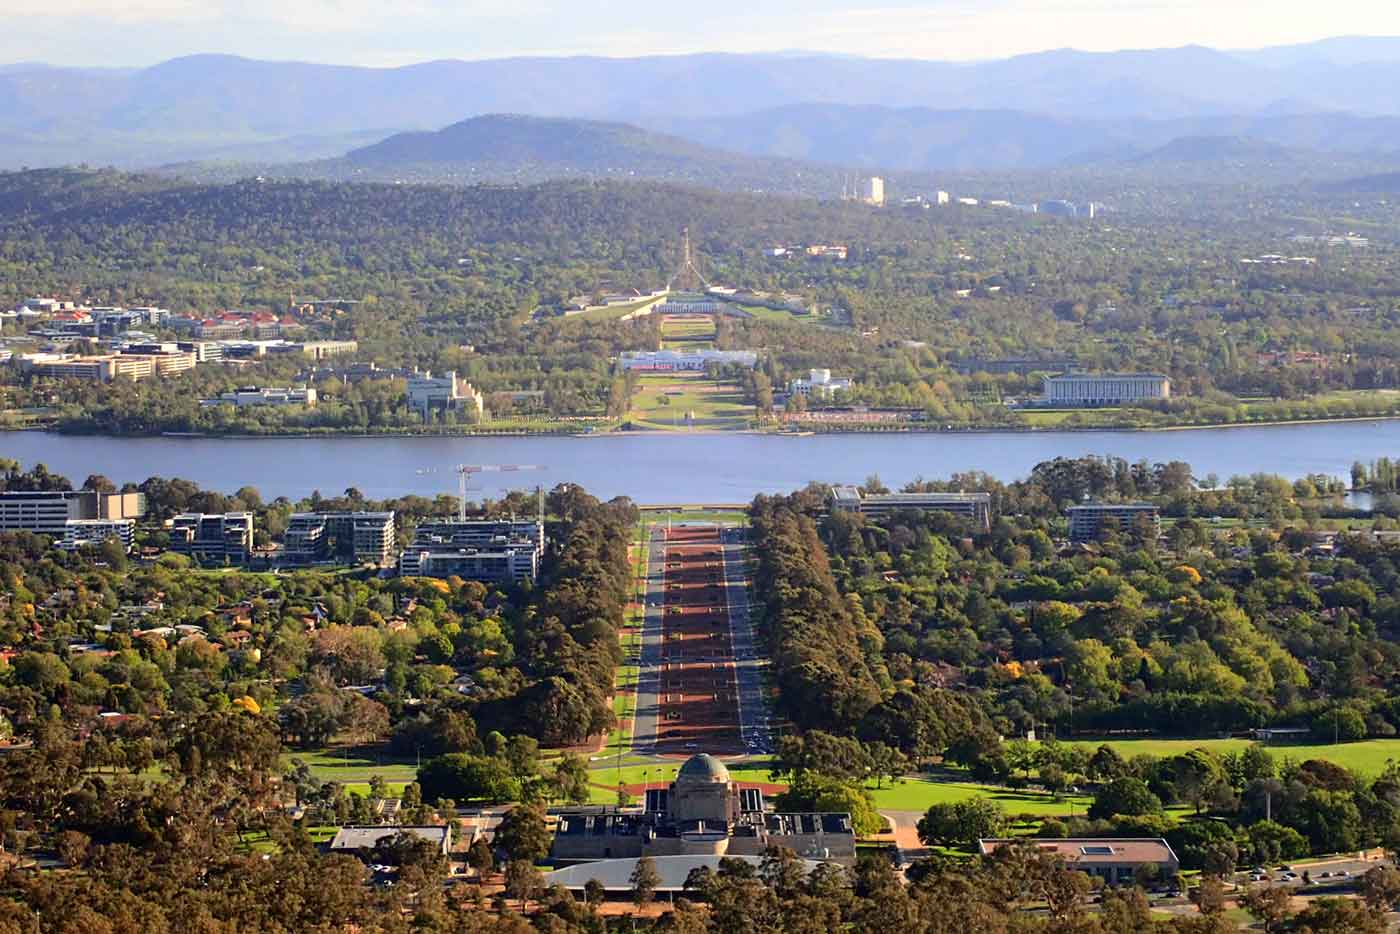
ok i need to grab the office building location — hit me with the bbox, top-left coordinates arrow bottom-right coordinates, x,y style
21,354 -> 157,383
119,343 -> 198,376
296,340 -> 359,360
829,486 -> 992,532
398,519 -> 543,583
617,349 -> 758,371
170,513 -> 254,565
551,754 -> 856,866
59,519 -> 136,552
935,190 -> 950,205
978,839 -> 1178,886
177,341 -> 223,363
405,370 -> 485,417
0,490 -> 145,535
861,176 -> 885,206
284,511 -> 396,566
787,368 -> 852,398
209,386 -> 317,407
1067,503 -> 1161,542
1043,373 -> 1171,407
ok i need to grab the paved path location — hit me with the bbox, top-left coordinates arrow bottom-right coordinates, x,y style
630,525 -> 667,755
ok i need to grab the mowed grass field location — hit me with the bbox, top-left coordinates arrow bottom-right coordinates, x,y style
735,304 -> 836,328
583,759 -> 1098,816
627,373 -> 753,430
866,778 -> 1094,816
1064,737 -> 1400,776
284,748 -> 418,790
562,296 -> 665,321
659,315 -> 717,348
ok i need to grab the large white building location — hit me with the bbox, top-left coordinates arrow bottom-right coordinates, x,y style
1043,373 -> 1170,407
405,370 -> 485,417
59,519 -> 136,552
210,386 -> 317,407
618,349 -> 759,371
788,369 -> 852,398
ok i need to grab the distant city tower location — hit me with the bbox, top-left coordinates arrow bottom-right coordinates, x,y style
862,176 -> 886,207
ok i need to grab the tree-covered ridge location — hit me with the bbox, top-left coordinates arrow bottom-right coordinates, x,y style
2,167 -> 1399,430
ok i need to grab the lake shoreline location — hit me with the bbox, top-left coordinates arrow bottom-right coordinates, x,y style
6,409 -> 1400,440
8,420 -> 1400,502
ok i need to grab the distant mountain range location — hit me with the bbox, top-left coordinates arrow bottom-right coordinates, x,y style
2,41 -> 1400,173
651,105 -> 1400,171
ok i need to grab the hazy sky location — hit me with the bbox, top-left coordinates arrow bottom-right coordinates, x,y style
2,0 -> 1397,67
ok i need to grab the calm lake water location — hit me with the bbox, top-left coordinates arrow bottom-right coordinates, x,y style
4,421 -> 1398,503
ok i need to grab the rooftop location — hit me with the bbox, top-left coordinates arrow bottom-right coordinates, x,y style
543,854 -> 826,892
1045,372 -> 1168,380
978,838 -> 1178,865
676,753 -> 730,786
329,825 -> 450,852
830,486 -> 989,504
1068,502 -> 1159,512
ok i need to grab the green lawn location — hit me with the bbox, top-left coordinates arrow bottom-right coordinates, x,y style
1064,737 -> 1400,776
865,778 -> 1095,816
659,316 -> 717,349
237,825 -> 340,854
285,747 -> 420,785
562,296 -> 666,321
583,756 -> 1097,817
626,373 -> 754,430
638,509 -> 748,521
1019,408 -> 1120,427
587,759 -> 783,804
734,304 -> 840,328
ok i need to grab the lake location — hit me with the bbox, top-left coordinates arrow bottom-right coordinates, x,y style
4,421 -> 1398,503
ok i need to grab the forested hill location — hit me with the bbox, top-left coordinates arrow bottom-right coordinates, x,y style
0,167 -> 997,331
330,113 -> 827,193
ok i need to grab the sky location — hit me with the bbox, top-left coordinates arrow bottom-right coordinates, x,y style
1,0 -> 1398,67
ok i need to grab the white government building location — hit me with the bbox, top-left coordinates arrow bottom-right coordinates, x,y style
1043,373 -> 1170,407
788,368 -> 852,398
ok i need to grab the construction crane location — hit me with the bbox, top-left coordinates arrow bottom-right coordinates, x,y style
454,464 -> 545,521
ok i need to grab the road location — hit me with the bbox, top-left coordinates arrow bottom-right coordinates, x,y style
719,524 -> 772,752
